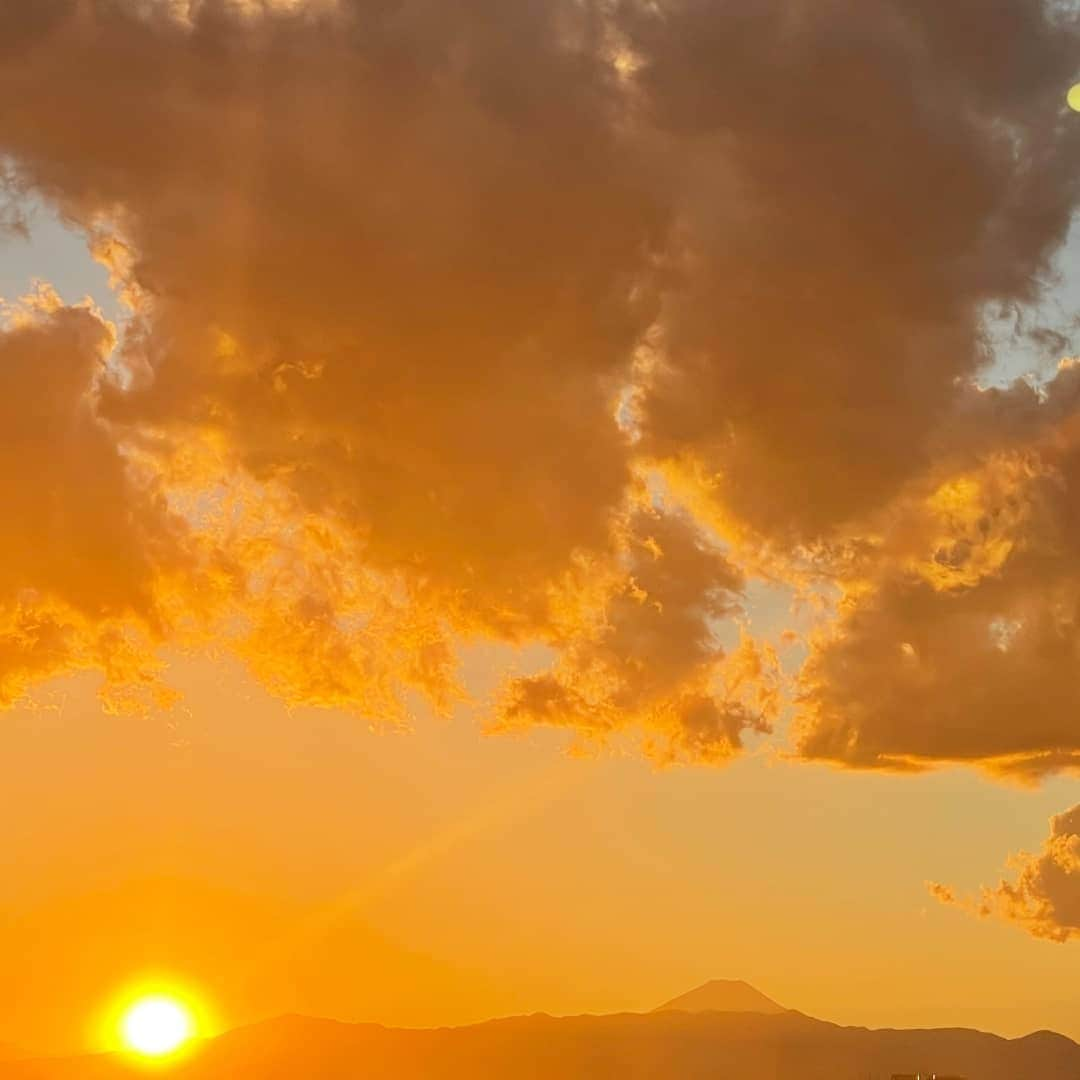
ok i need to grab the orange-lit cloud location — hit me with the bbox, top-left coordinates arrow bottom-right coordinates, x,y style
630,0 -> 1080,542
931,803 -> 1080,943
493,507 -> 781,764
794,364 -> 1080,779
0,0 -> 1078,772
0,288 -> 179,710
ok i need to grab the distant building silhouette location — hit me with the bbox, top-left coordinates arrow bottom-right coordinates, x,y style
891,1074 -> 966,1079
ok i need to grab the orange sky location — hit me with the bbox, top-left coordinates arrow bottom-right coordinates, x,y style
2,0 -> 1080,1059
2,651 -> 1080,1055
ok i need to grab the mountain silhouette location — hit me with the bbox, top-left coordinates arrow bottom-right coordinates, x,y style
653,979 -> 786,1015
7,1006 -> 1080,1080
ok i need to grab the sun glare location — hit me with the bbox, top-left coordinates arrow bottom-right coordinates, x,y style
120,996 -> 194,1058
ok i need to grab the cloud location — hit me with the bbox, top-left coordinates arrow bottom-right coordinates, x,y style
0,0 -> 1078,765
629,0 -> 1080,540
493,508 -> 781,764
794,362 -> 1080,779
930,804 -> 1080,942
0,287 -> 181,709
0,163 -> 29,240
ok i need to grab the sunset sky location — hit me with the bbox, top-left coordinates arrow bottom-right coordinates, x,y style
2,0 -> 1080,1061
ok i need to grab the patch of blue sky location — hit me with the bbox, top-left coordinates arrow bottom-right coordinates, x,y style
980,213 -> 1080,389
0,196 -> 121,321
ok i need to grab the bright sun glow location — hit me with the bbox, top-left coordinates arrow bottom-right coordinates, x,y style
121,996 -> 194,1057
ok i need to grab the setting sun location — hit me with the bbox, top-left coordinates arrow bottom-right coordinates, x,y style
120,996 -> 194,1058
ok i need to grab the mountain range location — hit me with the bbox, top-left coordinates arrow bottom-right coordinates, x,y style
6,982 -> 1079,1079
